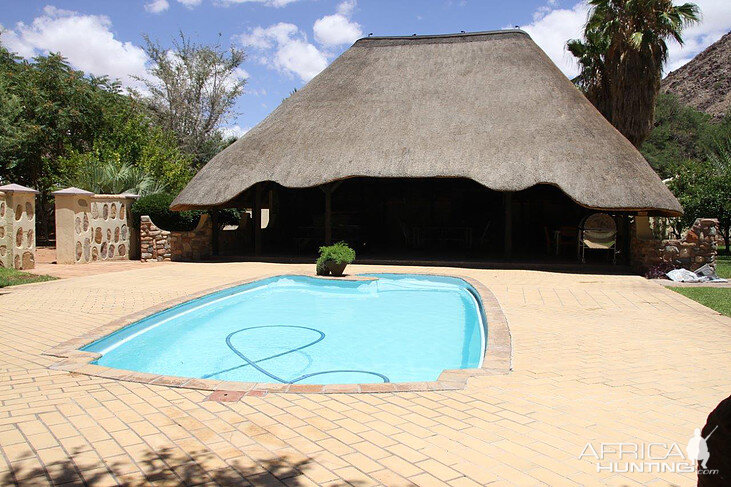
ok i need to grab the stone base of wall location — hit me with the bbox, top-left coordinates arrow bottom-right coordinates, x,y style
140,215 -> 212,262
139,216 -> 171,262
170,215 -> 213,261
631,218 -> 718,273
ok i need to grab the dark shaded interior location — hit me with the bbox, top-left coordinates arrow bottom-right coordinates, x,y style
223,177 -> 628,264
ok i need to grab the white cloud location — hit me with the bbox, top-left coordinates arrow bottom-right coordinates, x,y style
314,0 -> 362,47
240,0 -> 363,82
246,87 -> 267,96
0,25 -> 36,57
145,0 -> 170,14
218,0 -> 300,7
337,0 -> 356,16
220,66 -> 249,90
274,39 -> 329,80
521,0 -> 731,78
665,0 -> 731,73
177,0 -> 202,8
519,2 -> 589,78
0,6 -> 148,89
241,22 -> 328,81
221,124 -> 250,138
233,67 -> 250,79
242,22 -> 298,49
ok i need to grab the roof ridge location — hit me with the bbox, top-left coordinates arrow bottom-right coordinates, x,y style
354,29 -> 529,43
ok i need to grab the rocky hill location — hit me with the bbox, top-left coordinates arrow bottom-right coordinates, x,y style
661,31 -> 730,119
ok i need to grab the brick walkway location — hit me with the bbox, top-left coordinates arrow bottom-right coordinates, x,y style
28,247 -> 164,279
1,262 -> 729,486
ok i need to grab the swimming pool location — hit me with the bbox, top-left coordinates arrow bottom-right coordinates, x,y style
83,274 -> 487,385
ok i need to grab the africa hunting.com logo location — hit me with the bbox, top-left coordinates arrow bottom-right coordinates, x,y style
579,426 -> 720,475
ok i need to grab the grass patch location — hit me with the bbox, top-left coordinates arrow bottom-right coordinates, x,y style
0,267 -> 56,288
670,287 -> 731,317
716,246 -> 729,279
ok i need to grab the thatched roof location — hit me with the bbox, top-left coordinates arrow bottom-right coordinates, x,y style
172,30 -> 682,216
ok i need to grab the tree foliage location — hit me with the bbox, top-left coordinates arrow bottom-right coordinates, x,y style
130,193 -> 200,231
136,32 -> 246,167
641,93 -> 712,178
640,94 -> 730,251
669,138 -> 731,253
568,0 -> 699,147
63,160 -> 167,197
0,40 -> 193,240
0,47 -> 117,236
60,98 -> 193,195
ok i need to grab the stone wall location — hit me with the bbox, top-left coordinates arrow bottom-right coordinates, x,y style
631,217 -> 719,272
140,214 -> 212,262
54,188 -> 138,264
0,185 -> 38,270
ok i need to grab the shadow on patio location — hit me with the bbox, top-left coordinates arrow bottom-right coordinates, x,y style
2,446 -> 363,486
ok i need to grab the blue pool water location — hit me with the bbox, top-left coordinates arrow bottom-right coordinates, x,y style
84,274 -> 486,384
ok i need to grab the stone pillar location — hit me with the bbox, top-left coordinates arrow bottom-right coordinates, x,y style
53,187 -> 93,264
0,183 -> 39,270
53,187 -> 139,264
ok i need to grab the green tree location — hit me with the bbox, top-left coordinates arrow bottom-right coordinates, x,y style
640,93 -> 711,178
567,27 -> 611,121
568,0 -> 699,147
62,96 -> 193,194
0,47 -> 113,237
136,32 -> 246,167
0,41 -> 194,239
63,159 -> 167,197
669,139 -> 731,253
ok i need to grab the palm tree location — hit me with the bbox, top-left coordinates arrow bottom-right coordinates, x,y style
567,26 -> 611,121
65,159 -> 167,196
568,0 -> 699,147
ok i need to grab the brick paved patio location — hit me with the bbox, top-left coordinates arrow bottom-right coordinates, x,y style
1,262 -> 729,486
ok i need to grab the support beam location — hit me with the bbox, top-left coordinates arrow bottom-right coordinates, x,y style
253,185 -> 262,256
503,191 -> 513,258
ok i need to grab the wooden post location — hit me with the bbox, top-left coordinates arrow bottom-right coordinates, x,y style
253,185 -> 262,256
503,191 -> 513,258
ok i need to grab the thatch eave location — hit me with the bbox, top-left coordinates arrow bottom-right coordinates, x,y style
171,176 -> 682,217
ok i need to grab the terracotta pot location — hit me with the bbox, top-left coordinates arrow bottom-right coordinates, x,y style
326,261 -> 348,276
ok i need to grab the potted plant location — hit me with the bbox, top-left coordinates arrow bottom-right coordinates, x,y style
316,242 -> 356,276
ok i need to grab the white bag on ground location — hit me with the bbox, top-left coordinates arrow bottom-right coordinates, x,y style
666,266 -> 728,283
666,268 -> 703,282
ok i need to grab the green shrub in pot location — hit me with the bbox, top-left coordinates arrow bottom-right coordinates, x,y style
316,242 -> 356,276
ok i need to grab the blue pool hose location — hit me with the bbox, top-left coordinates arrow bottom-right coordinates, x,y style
203,325 -> 390,383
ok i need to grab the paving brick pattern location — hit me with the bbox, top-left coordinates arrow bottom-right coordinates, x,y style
1,262 -> 729,486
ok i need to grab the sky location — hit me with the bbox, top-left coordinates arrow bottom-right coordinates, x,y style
1,0 -> 729,138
